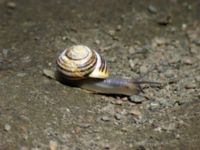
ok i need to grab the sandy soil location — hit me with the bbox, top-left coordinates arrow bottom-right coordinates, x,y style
0,0 -> 200,149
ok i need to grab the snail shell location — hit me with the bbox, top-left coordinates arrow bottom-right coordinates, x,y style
56,45 -> 109,80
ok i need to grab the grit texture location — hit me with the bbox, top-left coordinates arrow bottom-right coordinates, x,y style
0,0 -> 199,149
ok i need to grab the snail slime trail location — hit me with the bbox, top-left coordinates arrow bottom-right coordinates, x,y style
56,45 -> 153,96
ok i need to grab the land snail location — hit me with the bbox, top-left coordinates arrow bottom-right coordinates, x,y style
55,45 -> 159,96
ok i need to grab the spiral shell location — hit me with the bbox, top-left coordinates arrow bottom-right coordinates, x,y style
56,45 -> 109,80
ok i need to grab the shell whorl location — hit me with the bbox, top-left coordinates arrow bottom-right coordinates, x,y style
56,45 -> 109,80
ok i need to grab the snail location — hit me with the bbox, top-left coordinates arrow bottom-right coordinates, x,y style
55,45 -> 159,96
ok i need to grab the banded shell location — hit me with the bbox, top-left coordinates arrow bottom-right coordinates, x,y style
56,45 -> 109,80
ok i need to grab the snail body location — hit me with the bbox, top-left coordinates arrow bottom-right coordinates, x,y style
79,78 -> 142,96
56,45 -> 142,96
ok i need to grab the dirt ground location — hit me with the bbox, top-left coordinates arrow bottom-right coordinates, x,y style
0,0 -> 200,149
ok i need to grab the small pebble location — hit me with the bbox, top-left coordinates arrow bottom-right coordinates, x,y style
154,126 -> 162,132
34,36 -> 40,41
194,39 -> 200,46
121,127 -> 128,132
182,58 -> 193,65
95,39 -> 100,45
149,102 -> 160,110
2,49 -> 9,57
49,140 -> 58,150
101,104 -> 115,115
19,147 -> 29,150
139,65 -> 148,74
162,123 -> 176,131
121,97 -> 128,101
0,58 -> 3,64
48,62 -> 52,67
195,75 -> 200,82
128,46 -> 135,54
43,69 -> 55,79
152,37 -> 168,48
182,24 -> 187,30
63,36 -> 78,44
19,146 -> 30,150
7,2 -> 16,9
119,109 -> 128,115
78,123 -> 90,128
129,95 -> 146,103
184,82 -> 197,89
109,56 -> 116,62
157,15 -> 171,26
114,113 -> 121,120
115,99 -> 123,105
21,55 -> 31,63
170,27 -> 177,33
175,134 -> 180,139
165,69 -> 175,78
147,5 -> 157,14
129,59 -> 135,69
23,134 -> 29,141
169,55 -> 181,64
116,25 -> 122,31
62,36 -> 67,40
101,116 -> 110,122
103,143 -> 110,150
108,30 -> 115,36
31,148 -> 41,150
129,109 -> 142,118
4,123 -> 11,132
16,72 -> 27,77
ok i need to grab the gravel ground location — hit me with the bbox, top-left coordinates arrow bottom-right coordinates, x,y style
0,0 -> 200,149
